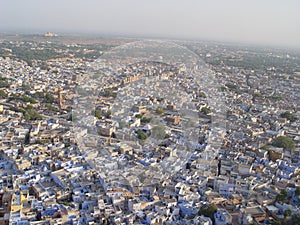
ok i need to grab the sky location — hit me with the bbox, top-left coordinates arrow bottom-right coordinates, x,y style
1,0 -> 300,47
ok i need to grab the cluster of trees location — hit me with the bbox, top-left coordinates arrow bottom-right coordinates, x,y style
45,103 -> 57,112
21,95 -> 37,104
0,90 -> 7,98
33,91 -> 45,99
70,43 -> 112,60
135,114 -> 152,123
268,221 -> 281,225
32,91 -> 55,104
0,40 -> 115,64
276,189 -> 288,203
103,88 -> 118,98
43,92 -> 55,104
91,109 -> 113,120
141,117 -> 152,123
205,50 -> 299,74
92,109 -> 111,119
280,111 -> 298,122
0,76 -> 9,88
274,190 -> 293,221
0,41 -> 65,66
252,93 -> 283,101
220,86 -> 227,92
198,204 -> 217,223
9,92 -> 56,106
136,126 -> 166,141
225,83 -> 242,94
8,94 -> 37,104
19,105 -> 42,121
284,209 -> 292,219
272,136 -> 295,149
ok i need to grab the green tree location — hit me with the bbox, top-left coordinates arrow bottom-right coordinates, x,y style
33,91 -> 45,99
225,83 -> 240,93
22,95 -> 37,104
220,86 -> 227,92
268,149 -> 282,162
135,114 -> 142,119
280,111 -> 298,122
201,107 -> 211,115
44,92 -> 55,103
272,136 -> 295,149
104,88 -> 117,98
23,105 -> 42,121
198,204 -> 217,222
270,221 -> 281,225
45,103 -> 57,112
141,117 -> 152,123
136,130 -> 147,140
156,106 -> 165,115
198,91 -> 206,98
8,93 -> 19,101
284,209 -> 292,219
0,89 -> 7,98
276,189 -> 288,203
261,145 -> 270,150
93,109 -> 102,119
0,80 -> 9,88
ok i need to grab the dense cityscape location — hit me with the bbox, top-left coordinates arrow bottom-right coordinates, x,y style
0,33 -> 299,225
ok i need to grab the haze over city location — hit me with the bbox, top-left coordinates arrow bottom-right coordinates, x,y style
1,1 -> 300,224
1,0 -> 300,48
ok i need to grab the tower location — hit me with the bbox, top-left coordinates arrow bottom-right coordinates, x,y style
58,86 -> 63,109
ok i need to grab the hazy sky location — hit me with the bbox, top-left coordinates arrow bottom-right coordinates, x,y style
1,0 -> 299,47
